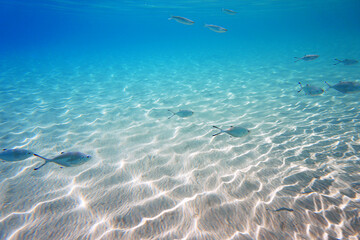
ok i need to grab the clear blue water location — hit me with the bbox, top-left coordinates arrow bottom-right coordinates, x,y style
1,1 -> 360,239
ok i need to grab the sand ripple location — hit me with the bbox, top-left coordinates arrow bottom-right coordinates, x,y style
0,56 -> 359,240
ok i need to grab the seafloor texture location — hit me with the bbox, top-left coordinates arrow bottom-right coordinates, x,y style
0,52 -> 359,240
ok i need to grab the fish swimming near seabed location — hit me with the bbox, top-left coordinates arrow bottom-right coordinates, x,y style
266,207 -> 294,212
168,16 -> 195,25
168,110 -> 194,119
298,82 -> 324,96
325,81 -> 360,94
33,152 -> 91,170
212,126 -> 250,138
0,149 -> 34,162
204,24 -> 227,33
334,59 -> 359,65
222,8 -> 237,15
294,55 -> 319,62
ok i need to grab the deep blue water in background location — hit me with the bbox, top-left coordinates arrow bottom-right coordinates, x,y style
1,0 -> 360,61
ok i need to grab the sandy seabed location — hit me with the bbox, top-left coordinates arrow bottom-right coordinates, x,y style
0,54 -> 359,240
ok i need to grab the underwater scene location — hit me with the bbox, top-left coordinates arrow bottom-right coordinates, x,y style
0,0 -> 360,239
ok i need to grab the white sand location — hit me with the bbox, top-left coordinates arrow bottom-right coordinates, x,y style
0,51 -> 359,240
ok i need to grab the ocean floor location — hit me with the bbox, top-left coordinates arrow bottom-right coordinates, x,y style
0,51 -> 359,240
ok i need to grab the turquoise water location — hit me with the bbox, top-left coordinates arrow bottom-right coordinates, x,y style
1,1 -> 360,239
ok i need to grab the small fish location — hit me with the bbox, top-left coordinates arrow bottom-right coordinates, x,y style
168,16 -> 194,25
298,82 -> 324,96
204,24 -> 227,33
267,207 -> 294,212
294,54 -> 319,62
325,81 -> 360,94
212,126 -> 250,138
222,8 -> 237,15
0,148 -> 34,162
33,152 -> 91,170
168,110 -> 194,119
334,59 -> 358,65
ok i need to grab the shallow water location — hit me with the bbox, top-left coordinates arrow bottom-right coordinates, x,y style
1,1 -> 360,239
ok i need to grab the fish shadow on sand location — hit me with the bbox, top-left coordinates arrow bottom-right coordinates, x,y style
212,126 -> 250,138
168,110 -> 194,119
0,148 -> 34,162
33,152 -> 92,170
325,81 -> 360,94
334,59 -> 358,65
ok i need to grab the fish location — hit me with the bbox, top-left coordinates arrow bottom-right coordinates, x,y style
33,152 -> 91,170
294,54 -> 319,62
212,126 -> 250,137
168,110 -> 194,119
0,148 -> 34,162
325,81 -> 360,94
168,16 -> 194,25
334,59 -> 358,65
204,24 -> 227,33
222,8 -> 237,15
267,207 -> 294,212
297,82 -> 324,96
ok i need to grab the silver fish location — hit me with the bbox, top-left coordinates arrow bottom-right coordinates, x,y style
212,126 -> 250,138
205,24 -> 227,33
294,55 -> 319,62
325,81 -> 360,94
334,59 -> 358,65
34,152 -> 91,170
298,82 -> 324,96
222,8 -> 237,15
168,16 -> 194,25
168,110 -> 194,119
0,148 -> 34,162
